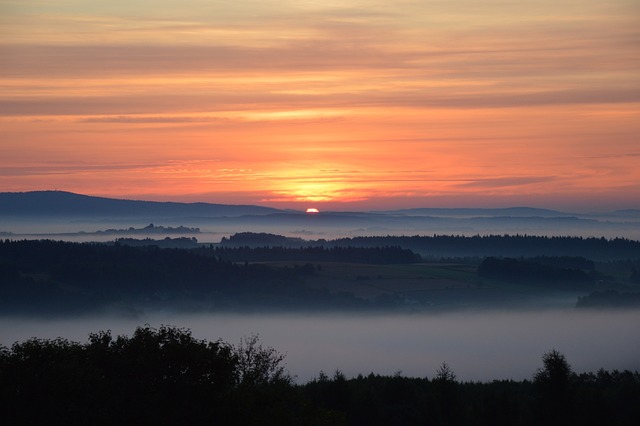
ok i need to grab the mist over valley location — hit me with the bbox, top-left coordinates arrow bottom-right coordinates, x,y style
3,309 -> 639,384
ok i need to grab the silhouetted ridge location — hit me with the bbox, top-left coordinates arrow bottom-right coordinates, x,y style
0,191 -> 283,217
377,206 -> 574,217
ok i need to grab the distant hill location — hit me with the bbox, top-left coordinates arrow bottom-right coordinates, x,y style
0,191 -> 283,218
609,209 -> 640,218
376,207 -> 574,217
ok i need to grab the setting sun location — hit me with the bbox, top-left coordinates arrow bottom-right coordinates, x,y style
306,208 -> 320,214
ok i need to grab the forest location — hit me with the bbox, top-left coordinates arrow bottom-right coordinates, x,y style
1,236 -> 640,315
0,239 -> 425,314
221,232 -> 640,261
0,239 -> 327,314
1,325 -> 638,425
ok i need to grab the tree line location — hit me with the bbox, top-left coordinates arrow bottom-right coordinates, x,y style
330,235 -> 640,261
210,245 -> 421,264
1,239 -> 412,315
222,232 -> 640,261
2,239 -> 637,315
477,257 -> 596,289
0,240 -> 340,314
1,326 -> 638,425
576,290 -> 640,309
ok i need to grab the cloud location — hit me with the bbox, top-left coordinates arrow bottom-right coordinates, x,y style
0,163 -> 163,177
2,3 -> 638,117
79,116 -> 228,123
457,176 -> 558,189
383,88 -> 640,109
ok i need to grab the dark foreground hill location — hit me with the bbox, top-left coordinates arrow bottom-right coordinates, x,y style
0,190 -> 283,218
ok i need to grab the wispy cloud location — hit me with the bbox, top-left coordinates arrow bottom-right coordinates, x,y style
0,162 -> 167,177
457,176 -> 558,189
79,116 -> 229,124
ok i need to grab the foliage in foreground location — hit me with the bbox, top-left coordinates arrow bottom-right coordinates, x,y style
0,326 -> 314,425
1,327 -> 639,426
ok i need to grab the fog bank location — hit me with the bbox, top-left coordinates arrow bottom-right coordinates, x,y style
2,309 -> 639,383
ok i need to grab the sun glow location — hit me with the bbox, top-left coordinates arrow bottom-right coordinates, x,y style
306,208 -> 320,214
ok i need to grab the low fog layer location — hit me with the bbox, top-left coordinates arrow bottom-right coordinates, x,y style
3,215 -> 640,241
2,309 -> 638,383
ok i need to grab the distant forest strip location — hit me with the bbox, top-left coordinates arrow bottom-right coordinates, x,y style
222,232 -> 640,261
1,325 -> 639,425
2,238 -> 639,314
2,224 -> 201,237
576,289 -> 640,309
0,240 -> 406,314
0,239 -> 317,314
477,257 -> 596,289
210,245 -> 421,264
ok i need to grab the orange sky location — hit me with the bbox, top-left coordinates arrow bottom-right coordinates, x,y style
1,0 -> 639,211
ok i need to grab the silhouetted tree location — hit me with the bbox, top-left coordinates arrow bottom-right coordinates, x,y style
432,362 -> 461,425
0,326 -> 311,425
533,349 -> 573,425
3,331 -> 640,426
235,334 -> 290,387
434,362 -> 457,383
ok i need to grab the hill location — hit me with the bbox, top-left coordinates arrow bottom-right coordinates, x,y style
0,191 -> 283,218
377,206 -> 574,217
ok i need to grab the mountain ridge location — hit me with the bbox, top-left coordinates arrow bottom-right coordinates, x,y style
1,190 -> 637,219
374,207 -> 574,217
0,190 -> 283,218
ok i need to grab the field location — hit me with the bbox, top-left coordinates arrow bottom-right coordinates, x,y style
262,261 -> 588,310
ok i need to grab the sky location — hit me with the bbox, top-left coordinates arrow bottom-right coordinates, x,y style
1,0 -> 639,211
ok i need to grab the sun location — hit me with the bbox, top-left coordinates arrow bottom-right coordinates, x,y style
306,208 -> 320,214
